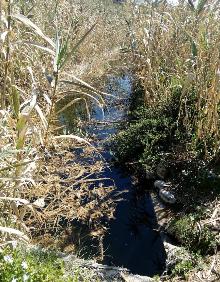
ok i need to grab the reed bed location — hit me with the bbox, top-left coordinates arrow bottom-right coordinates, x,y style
0,0 -> 127,247
1,0 -> 220,262
128,0 -> 220,157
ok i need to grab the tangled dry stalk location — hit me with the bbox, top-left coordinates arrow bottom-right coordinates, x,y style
25,140 -> 118,256
0,0 -> 128,248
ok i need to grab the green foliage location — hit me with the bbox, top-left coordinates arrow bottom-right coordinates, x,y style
172,258 -> 197,278
112,111 -> 174,168
169,214 -> 217,255
170,248 -> 205,279
0,247 -> 74,282
111,82 -> 181,171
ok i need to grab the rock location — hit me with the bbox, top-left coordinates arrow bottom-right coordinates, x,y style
159,189 -> 176,204
154,180 -> 170,190
121,272 -> 157,282
62,254 -> 157,281
164,242 -> 192,270
153,181 -> 176,204
62,255 -> 125,281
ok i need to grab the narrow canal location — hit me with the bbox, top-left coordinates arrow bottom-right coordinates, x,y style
60,73 -> 167,277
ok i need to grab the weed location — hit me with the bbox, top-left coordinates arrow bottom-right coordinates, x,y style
0,246 -> 74,282
168,214 -> 217,255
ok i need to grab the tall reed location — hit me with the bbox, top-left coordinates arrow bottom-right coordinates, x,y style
0,0 -> 127,246
126,0 -> 220,157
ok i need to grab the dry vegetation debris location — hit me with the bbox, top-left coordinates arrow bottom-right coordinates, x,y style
0,0 -> 127,247
22,140 -> 117,255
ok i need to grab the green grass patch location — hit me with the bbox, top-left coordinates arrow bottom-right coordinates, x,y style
0,246 -> 75,282
168,213 -> 217,255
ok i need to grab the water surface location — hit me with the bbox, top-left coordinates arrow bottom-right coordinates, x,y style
61,74 -> 166,276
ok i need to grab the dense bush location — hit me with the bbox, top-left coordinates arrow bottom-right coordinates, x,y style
112,111 -> 174,167
111,83 -> 181,173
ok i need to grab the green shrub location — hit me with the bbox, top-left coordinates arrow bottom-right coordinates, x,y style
172,259 -> 195,277
111,76 -> 189,172
171,254 -> 203,279
112,104 -> 175,172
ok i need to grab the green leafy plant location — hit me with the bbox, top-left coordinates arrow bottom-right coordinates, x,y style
172,259 -> 195,278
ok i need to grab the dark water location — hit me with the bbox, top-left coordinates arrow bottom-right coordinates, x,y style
61,74 -> 166,276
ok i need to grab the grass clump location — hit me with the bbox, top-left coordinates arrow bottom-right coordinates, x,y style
0,246 -> 74,282
168,213 -> 217,255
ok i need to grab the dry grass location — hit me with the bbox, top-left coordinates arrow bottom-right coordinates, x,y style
128,0 -> 220,157
25,140 -> 117,257
0,0 -> 127,247
1,1 -> 220,273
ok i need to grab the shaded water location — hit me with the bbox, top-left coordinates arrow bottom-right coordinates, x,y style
61,74 -> 166,276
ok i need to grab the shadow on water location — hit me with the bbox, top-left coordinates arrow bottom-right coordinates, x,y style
60,73 -> 166,277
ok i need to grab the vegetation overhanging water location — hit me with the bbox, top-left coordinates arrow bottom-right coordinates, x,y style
60,73 -> 166,276
0,0 -> 220,280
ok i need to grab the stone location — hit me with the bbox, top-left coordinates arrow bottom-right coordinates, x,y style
154,180 -> 170,190
121,272 -> 157,282
159,189 -> 176,204
164,242 -> 191,270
